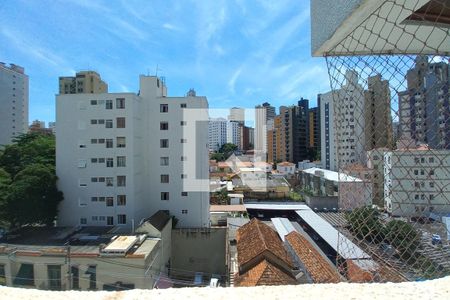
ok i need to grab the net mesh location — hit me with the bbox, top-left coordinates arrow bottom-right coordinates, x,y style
322,0 -> 450,282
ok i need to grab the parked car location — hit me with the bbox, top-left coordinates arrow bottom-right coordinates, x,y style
432,234 -> 442,245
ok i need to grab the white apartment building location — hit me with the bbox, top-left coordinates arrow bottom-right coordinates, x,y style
56,75 -> 210,228
208,117 -> 227,151
320,70 -> 365,171
227,121 -> 241,149
0,63 -> 28,146
384,148 -> 450,217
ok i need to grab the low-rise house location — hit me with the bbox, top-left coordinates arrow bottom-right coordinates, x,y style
0,211 -> 172,291
234,218 -> 296,287
209,160 -> 218,173
277,162 -> 296,177
297,160 -> 317,171
299,167 -> 372,211
253,161 -> 273,173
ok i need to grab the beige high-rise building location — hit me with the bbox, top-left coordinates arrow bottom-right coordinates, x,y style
364,75 -> 393,151
59,71 -> 108,94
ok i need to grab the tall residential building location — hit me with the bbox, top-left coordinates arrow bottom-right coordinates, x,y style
227,121 -> 241,149
248,127 -> 254,149
56,75 -> 209,228
321,70 -> 366,171
364,75 -> 393,150
308,100 -> 321,160
254,102 -> 275,154
0,63 -> 28,146
261,102 -> 276,121
59,70 -> 108,94
228,107 -> 245,125
267,103 -> 308,164
208,117 -> 227,151
398,56 -> 449,149
240,125 -> 251,151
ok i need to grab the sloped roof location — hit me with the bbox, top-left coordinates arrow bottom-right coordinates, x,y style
278,161 -> 295,167
285,231 -> 341,284
146,210 -> 171,231
234,259 -> 297,287
237,218 -> 293,269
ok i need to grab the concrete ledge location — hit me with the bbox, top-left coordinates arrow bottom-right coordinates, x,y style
1,276 -> 449,300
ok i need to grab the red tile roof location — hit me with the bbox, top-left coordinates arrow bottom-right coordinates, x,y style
234,259 -> 297,287
278,161 -> 295,166
285,231 -> 341,284
237,218 -> 293,269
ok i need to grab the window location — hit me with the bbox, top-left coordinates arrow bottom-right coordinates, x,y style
15,263 -> 34,286
429,157 -> 434,163
91,158 -> 98,163
86,265 -> 96,290
105,119 -> 113,128
160,122 -> 169,130
160,157 -> 169,166
80,218 -> 87,225
98,138 -> 105,143
106,177 -> 114,187
91,177 -> 98,183
78,159 -> 87,168
414,170 -> 419,175
180,139 -> 187,143
430,194 -> 435,200
161,174 -> 169,183
106,216 -> 114,226
117,156 -> 126,167
91,139 -> 97,144
420,157 -> 425,163
0,264 -> 5,286
98,119 -> 105,125
99,197 -> 106,202
116,117 -> 126,128
92,216 -> 98,221
160,104 -> 168,112
71,266 -> 79,290
117,176 -> 126,187
161,192 -> 169,200
430,182 -> 435,188
47,265 -> 61,290
160,139 -> 169,148
91,119 -> 97,125
181,192 -> 188,196
106,158 -> 114,167
415,194 -> 419,200
117,137 -> 126,148
116,98 -> 125,109
182,210 -> 188,214
180,121 -> 187,126
420,169 -> 425,175
106,197 -> 114,207
118,214 -> 127,225
180,103 -> 187,108
91,197 -> 98,202
429,170 -> 435,176
106,139 -> 113,148
99,158 -> 105,163
181,156 -> 187,161
105,100 -> 113,109
90,100 -> 97,105
414,157 -> 420,164
79,144 -> 86,148
181,174 -> 187,179
98,177 -> 105,182
117,195 -> 126,206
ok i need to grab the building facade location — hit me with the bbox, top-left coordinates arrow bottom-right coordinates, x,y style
398,56 -> 449,149
227,121 -> 242,149
56,75 -> 210,228
59,71 -> 108,94
208,117 -> 227,151
384,148 -> 450,217
0,63 -> 29,146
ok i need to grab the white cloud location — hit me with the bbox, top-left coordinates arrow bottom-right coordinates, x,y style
228,67 -> 243,94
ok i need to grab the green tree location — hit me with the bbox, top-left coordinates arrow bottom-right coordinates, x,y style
0,168 -> 11,226
0,133 -> 55,177
345,206 -> 385,243
5,164 -> 63,228
219,143 -> 238,154
385,220 -> 420,260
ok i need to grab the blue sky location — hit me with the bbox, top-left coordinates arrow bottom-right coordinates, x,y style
0,0 -> 331,124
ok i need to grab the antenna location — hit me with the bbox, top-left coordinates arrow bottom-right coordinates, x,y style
156,64 -> 162,77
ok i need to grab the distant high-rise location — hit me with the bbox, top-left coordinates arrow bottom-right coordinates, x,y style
0,63 -> 29,146
261,102 -> 276,121
398,56 -> 449,149
228,107 -> 245,125
364,75 -> 393,150
208,118 -> 228,152
308,96 -> 321,161
254,102 -> 275,155
227,121 -> 242,149
321,70 -> 366,171
59,70 -> 108,94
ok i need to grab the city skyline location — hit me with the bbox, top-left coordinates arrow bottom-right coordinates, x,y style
0,0 -> 328,124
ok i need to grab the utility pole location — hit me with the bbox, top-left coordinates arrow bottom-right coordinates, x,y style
65,241 -> 72,290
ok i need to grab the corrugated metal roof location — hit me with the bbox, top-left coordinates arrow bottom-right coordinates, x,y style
244,203 -> 311,210
271,218 -> 296,241
296,210 -> 371,259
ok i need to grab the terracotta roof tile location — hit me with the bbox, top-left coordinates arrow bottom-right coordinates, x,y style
237,218 -> 293,269
234,259 -> 297,287
285,231 -> 340,284
278,162 -> 295,166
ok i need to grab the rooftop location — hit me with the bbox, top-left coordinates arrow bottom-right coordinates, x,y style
234,259 -> 297,287
302,167 -> 362,183
285,231 -> 341,284
210,205 -> 247,212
